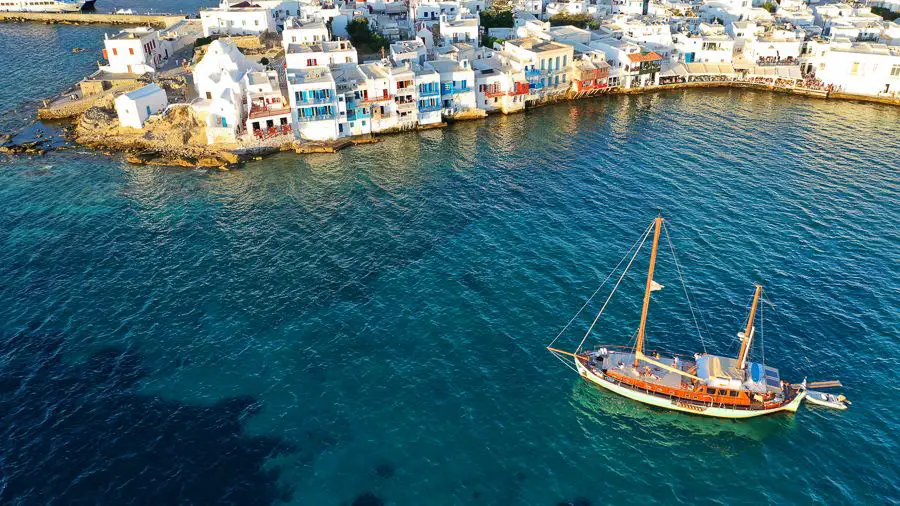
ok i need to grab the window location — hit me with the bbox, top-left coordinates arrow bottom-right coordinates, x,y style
891,65 -> 900,77
112,48 -> 118,56
206,92 -> 212,99
729,390 -> 740,397
129,48 -> 134,55
851,62 -> 860,76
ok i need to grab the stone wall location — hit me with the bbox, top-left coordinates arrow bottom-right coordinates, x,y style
0,12 -> 185,28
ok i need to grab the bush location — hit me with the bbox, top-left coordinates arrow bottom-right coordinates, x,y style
761,1 -> 778,13
548,13 -> 599,30
260,57 -> 270,66
482,35 -> 504,48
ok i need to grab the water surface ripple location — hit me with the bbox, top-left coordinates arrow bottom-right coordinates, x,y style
1,26 -> 899,506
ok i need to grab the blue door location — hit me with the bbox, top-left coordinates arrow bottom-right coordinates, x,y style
146,105 -> 151,116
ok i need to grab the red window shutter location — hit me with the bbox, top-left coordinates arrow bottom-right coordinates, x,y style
112,48 -> 118,56
102,49 -> 108,60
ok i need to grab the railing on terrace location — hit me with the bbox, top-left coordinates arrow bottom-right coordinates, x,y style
525,68 -> 542,78
396,101 -> 417,111
442,87 -> 472,95
347,111 -> 371,121
639,62 -> 662,75
419,88 -> 440,97
397,85 -> 416,94
755,58 -> 799,66
296,113 -> 336,123
249,105 -> 292,119
508,83 -> 530,95
484,89 -> 505,98
362,94 -> 393,103
298,95 -> 335,105
418,103 -> 441,112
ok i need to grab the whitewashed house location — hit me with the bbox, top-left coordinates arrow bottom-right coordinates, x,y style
200,1 -> 277,37
438,14 -> 479,46
817,43 -> 900,96
425,58 -> 477,117
115,84 -> 168,129
287,66 -> 340,141
391,39 -> 428,65
332,62 -> 374,137
101,27 -> 169,75
192,39 -> 263,143
359,63 -> 400,133
242,70 -> 293,139
412,63 -> 443,125
285,40 -> 358,69
282,17 -> 331,49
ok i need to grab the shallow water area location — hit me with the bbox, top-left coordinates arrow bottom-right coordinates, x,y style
1,20 -> 899,506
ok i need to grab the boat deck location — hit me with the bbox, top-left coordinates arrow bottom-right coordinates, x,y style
591,350 -> 695,390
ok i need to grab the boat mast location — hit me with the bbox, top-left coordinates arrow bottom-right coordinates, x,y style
634,216 -> 663,366
737,284 -> 762,370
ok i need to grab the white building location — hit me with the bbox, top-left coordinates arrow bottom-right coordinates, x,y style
192,39 -> 264,142
425,58 -> 477,117
817,43 -> 900,96
391,39 -> 428,65
359,63 -> 400,132
472,57 -> 528,114
282,17 -> 330,49
200,1 -> 277,37
285,40 -> 358,69
502,37 -> 575,97
332,62 -> 374,137
412,64 -> 443,125
673,24 -> 736,63
438,14 -> 479,46
101,27 -> 168,75
243,70 -> 293,139
287,66 -> 340,141
115,84 -> 168,129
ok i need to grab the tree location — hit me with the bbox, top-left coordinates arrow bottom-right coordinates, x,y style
482,35 -> 505,48
761,1 -> 778,13
548,13 -> 599,30
346,18 -> 390,53
480,9 -> 514,29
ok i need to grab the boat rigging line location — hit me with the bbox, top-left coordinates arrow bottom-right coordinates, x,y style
547,220 -> 654,352
661,220 -> 709,354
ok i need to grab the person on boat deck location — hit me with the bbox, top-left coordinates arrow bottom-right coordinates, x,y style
672,356 -> 679,368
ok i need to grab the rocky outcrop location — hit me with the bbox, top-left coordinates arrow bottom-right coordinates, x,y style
74,101 -> 243,168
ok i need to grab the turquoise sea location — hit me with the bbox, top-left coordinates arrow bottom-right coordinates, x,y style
1,20 -> 899,506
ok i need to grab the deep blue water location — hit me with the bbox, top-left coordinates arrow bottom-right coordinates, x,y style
2,21 -> 900,506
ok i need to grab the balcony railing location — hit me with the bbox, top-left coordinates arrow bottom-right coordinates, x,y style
362,94 -> 393,103
484,89 -> 505,98
396,101 -> 417,110
418,88 -> 440,97
418,103 -> 441,112
296,113 -> 336,123
298,95 -> 335,105
508,83 -> 529,96
347,111 -> 371,121
525,68 -> 542,78
441,86 -> 471,95
249,105 -> 292,119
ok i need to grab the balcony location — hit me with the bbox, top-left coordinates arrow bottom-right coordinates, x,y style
525,68 -> 542,78
484,89 -> 505,98
249,105 -> 292,119
418,103 -> 441,112
638,62 -> 662,75
441,86 -> 471,95
347,110 -> 371,121
508,83 -> 529,96
296,113 -> 336,123
298,95 -> 335,105
362,94 -> 393,103
418,88 -> 440,97
396,101 -> 417,111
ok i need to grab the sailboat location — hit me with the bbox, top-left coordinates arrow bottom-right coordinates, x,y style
547,216 -> 808,419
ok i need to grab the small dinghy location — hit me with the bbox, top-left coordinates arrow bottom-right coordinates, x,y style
805,390 -> 849,410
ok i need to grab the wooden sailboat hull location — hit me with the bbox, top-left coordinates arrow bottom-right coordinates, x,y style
575,358 -> 806,419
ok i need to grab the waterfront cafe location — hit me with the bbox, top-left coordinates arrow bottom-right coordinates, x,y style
745,65 -> 803,86
659,63 -> 736,84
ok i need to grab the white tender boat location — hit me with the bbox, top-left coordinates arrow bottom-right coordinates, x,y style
0,0 -> 96,13
805,390 -> 849,410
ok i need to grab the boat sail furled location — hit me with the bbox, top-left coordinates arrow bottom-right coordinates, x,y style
548,217 -> 809,419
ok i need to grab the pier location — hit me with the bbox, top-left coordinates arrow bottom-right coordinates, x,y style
0,12 -> 186,28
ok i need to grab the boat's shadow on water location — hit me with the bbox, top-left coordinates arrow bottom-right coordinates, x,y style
568,381 -> 795,449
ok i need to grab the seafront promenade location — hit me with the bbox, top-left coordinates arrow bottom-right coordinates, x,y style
0,12 -> 186,28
